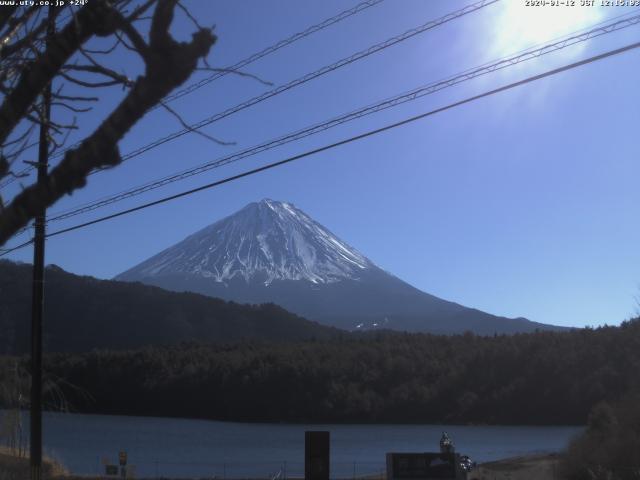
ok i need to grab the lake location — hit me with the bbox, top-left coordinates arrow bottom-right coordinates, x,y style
11,411 -> 582,478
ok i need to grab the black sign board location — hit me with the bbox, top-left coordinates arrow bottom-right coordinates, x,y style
119,451 -> 127,466
305,431 -> 330,480
386,453 -> 464,480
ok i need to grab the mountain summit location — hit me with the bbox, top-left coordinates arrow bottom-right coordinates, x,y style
118,199 -> 373,286
117,199 -> 563,335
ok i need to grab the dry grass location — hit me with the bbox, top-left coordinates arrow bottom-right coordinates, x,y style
0,446 -> 68,480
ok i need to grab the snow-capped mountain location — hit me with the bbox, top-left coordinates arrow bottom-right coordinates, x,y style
119,199 -> 373,286
116,199 -> 564,335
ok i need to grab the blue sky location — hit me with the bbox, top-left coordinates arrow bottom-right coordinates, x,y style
3,0 -> 640,328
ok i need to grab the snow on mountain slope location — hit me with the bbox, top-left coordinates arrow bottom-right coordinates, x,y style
117,199 -> 374,286
116,199 -> 565,334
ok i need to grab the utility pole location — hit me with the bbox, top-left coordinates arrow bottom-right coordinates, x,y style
30,6 -> 54,480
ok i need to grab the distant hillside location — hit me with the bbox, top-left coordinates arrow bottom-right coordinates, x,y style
0,260 -> 338,354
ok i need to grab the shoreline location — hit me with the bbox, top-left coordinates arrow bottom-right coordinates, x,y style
470,453 -> 562,480
29,408 -> 585,428
0,449 -> 563,480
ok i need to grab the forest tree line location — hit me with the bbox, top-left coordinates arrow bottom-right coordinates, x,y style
2,318 -> 639,425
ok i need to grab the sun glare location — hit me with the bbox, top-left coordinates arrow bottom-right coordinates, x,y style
493,2 -> 605,56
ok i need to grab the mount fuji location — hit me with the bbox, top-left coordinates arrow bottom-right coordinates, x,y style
116,199 -> 561,334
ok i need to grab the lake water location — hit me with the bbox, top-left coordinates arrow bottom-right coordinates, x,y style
10,411 -> 582,478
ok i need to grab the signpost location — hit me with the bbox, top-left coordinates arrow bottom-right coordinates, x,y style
386,453 -> 467,480
305,431 -> 330,480
104,452 -> 134,478
119,451 -> 127,478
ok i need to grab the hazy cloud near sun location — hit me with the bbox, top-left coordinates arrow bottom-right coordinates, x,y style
491,2 -> 605,57
467,2 -> 610,113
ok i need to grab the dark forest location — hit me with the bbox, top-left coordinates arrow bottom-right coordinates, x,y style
2,319 -> 636,425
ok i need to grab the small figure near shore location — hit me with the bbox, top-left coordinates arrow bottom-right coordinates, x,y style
440,431 -> 455,454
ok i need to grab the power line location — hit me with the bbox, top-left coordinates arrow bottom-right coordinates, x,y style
45,11 -> 640,224
0,238 -> 34,256
21,39 -> 639,246
112,0 -> 498,164
3,0 -> 498,193
159,0 -> 386,107
36,0 -> 495,180
0,0 -> 387,190
0,220 -> 34,253
0,166 -> 31,189
453,7 -> 640,75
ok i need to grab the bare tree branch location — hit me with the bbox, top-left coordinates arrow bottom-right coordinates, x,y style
127,0 -> 157,22
81,38 -> 120,55
160,100 -> 234,146
49,121 -> 75,156
0,6 -> 18,34
116,15 -> 150,58
0,0 -> 216,245
177,1 -> 204,31
62,64 -> 133,87
0,6 -> 37,51
2,123 -> 35,149
0,155 -> 8,180
196,66 -> 273,87
52,93 -> 99,102
59,70 -> 125,88
50,101 -> 93,113
0,8 -> 56,61
0,1 -> 122,146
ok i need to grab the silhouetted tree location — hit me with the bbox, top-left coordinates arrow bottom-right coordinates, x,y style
0,0 -> 216,245
562,393 -> 640,480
